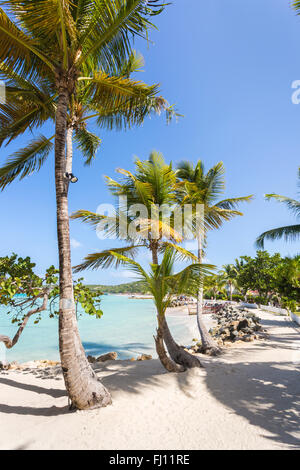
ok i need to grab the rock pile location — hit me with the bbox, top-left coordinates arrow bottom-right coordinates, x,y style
87,352 -> 118,363
209,304 -> 268,345
137,354 -> 152,361
0,359 -> 60,371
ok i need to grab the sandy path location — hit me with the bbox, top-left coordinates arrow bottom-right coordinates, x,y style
0,310 -> 299,450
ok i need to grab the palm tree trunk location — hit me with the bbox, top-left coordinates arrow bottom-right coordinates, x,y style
154,316 -> 185,373
55,85 -> 111,410
151,244 -> 201,369
65,125 -> 73,174
196,235 -> 221,355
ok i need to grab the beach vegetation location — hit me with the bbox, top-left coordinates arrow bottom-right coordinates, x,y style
176,160 -> 253,354
0,0 -> 169,410
106,246 -> 214,371
0,253 -> 103,350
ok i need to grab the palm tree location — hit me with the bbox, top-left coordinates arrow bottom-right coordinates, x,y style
0,51 -> 174,189
0,0 -> 167,410
256,168 -> 300,248
204,274 -> 227,301
221,264 -> 238,301
72,152 -> 205,368
106,246 -> 213,371
176,160 -> 253,354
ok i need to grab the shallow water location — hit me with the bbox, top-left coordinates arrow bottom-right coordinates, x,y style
0,295 -> 196,363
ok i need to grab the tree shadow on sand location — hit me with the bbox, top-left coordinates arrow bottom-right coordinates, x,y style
203,358 -> 300,449
0,376 -> 69,416
0,359 -> 196,417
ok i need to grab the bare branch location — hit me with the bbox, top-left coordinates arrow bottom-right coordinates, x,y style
0,291 -> 49,349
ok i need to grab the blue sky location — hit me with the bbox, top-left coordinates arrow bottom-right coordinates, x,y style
0,0 -> 299,284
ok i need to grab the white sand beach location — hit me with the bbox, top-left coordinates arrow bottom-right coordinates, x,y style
0,309 -> 299,450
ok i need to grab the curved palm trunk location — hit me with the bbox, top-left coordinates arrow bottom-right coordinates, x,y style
196,235 -> 221,356
160,316 -> 202,369
151,244 -> 201,369
55,87 -> 111,410
155,316 -> 185,373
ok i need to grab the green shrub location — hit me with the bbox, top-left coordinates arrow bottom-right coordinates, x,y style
232,294 -> 244,301
282,298 -> 298,313
254,296 -> 269,306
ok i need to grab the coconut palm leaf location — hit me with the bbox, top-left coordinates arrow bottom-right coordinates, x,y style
256,224 -> 300,249
158,242 -> 198,262
215,195 -> 254,210
0,134 -> 54,189
73,127 -> 101,165
256,169 -> 300,247
0,6 -> 55,78
77,0 -> 166,73
176,160 -> 253,234
265,194 -> 300,218
73,244 -> 146,272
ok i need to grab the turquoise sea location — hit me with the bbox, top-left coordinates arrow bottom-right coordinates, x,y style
0,295 -> 195,364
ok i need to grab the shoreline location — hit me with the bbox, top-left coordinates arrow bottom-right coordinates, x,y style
1,309 -> 299,450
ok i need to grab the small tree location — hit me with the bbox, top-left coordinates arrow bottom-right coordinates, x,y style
107,246 -> 213,371
0,254 -> 102,352
272,256 -> 300,307
235,251 -> 282,299
220,264 -> 238,301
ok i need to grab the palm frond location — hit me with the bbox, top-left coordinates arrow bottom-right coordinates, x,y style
73,244 -> 145,272
71,209 -> 109,227
0,94 -> 56,145
216,195 -> 253,210
255,224 -> 300,248
265,194 -> 300,218
107,250 -> 149,281
74,126 -> 101,165
81,71 -> 159,112
0,7 -> 55,78
159,242 -> 198,262
0,134 -> 54,189
78,0 -> 166,73
166,262 -> 215,295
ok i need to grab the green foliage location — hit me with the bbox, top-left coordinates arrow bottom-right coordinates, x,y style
74,278 -> 103,319
235,251 -> 282,297
232,294 -> 244,301
0,1 -> 175,189
176,160 -> 253,235
87,281 -> 150,295
107,246 -> 214,317
0,254 -> 103,327
234,251 -> 300,308
282,298 -> 298,313
253,295 -> 269,306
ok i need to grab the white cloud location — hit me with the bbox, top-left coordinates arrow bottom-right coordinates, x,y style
70,238 -> 82,249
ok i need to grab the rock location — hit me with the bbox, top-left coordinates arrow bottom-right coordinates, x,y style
242,334 -> 254,342
96,352 -> 118,362
137,354 -> 152,361
237,319 -> 249,331
87,355 -> 96,363
211,304 -> 263,346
